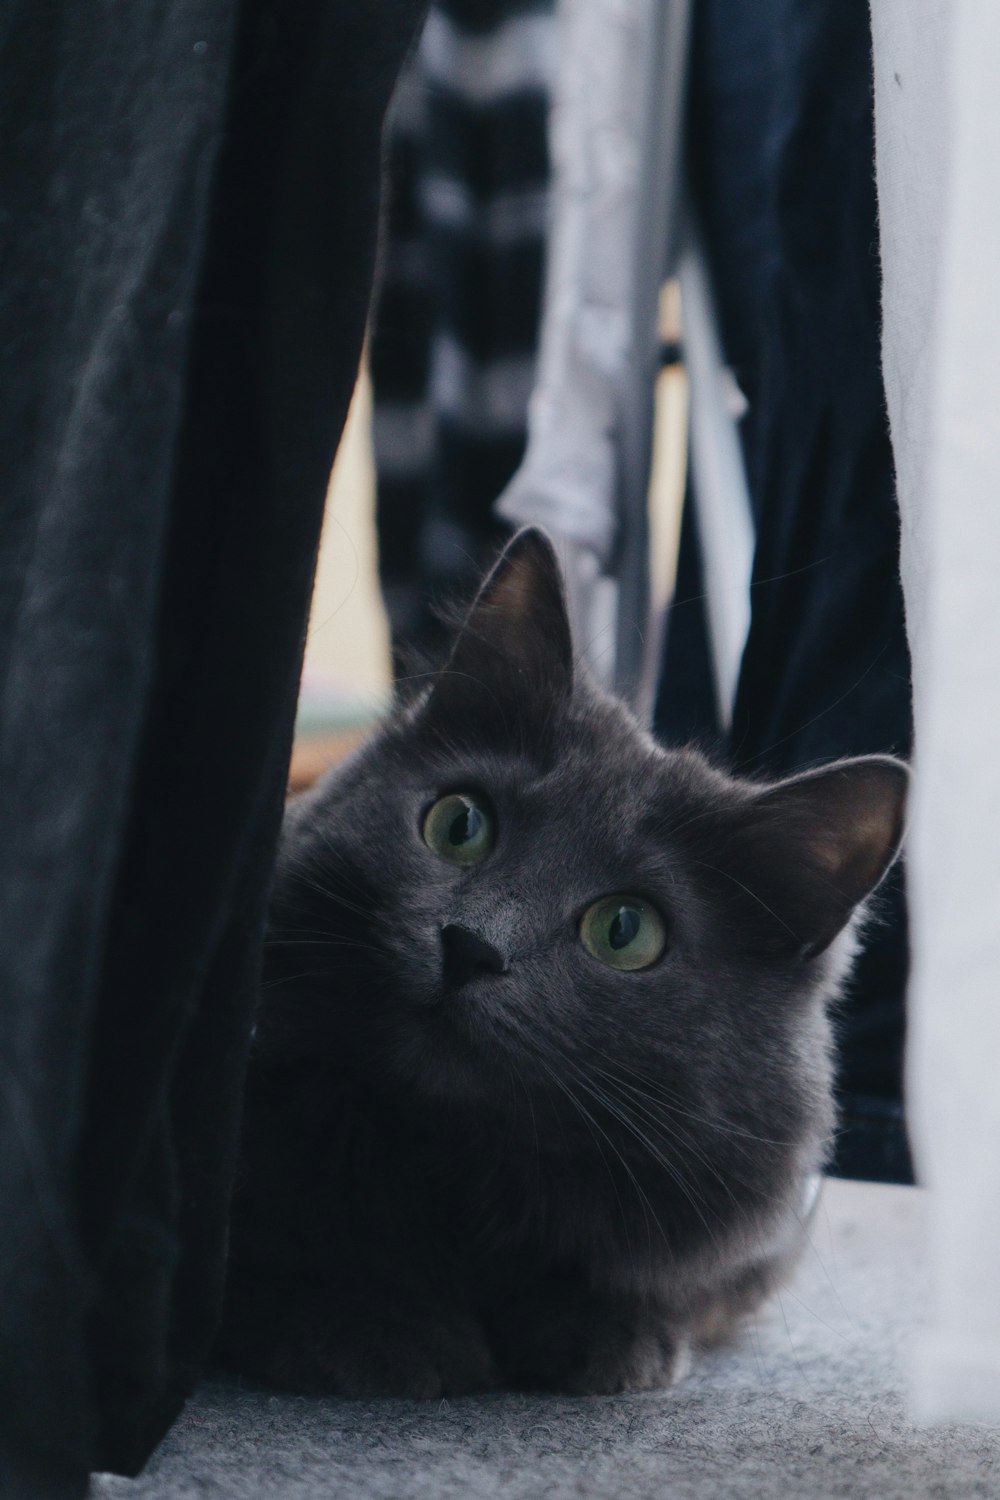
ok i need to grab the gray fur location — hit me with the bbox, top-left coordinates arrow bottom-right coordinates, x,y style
215,529 -> 908,1398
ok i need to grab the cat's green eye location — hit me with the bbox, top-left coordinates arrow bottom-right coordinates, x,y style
579,895 -> 666,971
422,792 -> 495,867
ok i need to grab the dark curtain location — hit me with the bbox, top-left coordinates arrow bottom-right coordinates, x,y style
655,1 -> 913,1182
0,2 -> 425,1494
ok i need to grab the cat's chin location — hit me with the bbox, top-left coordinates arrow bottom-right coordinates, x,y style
384,989 -> 558,1122
386,996 -> 511,1105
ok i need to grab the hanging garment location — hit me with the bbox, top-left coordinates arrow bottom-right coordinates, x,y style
370,0 -> 555,657
872,0 -> 1000,1425
657,0 -> 914,1182
0,2 -> 425,1492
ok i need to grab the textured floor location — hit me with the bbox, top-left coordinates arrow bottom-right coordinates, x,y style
93,1181 -> 1000,1499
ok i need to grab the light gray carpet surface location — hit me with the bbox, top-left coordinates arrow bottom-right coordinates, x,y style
93,1181 -> 1000,1498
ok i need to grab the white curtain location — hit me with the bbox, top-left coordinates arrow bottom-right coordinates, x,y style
871,0 -> 1000,1423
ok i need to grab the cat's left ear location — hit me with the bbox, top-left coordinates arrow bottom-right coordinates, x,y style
421,527 -> 573,753
719,755 -> 909,960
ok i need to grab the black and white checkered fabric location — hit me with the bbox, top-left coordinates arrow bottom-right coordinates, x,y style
369,0 -> 556,654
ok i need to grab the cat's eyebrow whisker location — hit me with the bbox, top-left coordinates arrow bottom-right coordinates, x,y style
646,800 -> 733,844
689,858 -> 800,939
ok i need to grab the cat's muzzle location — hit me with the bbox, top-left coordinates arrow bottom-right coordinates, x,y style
440,922 -> 510,989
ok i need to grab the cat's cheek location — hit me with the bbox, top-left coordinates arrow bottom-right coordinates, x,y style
384,1007 -> 505,1106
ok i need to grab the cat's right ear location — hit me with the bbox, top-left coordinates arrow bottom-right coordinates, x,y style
419,527 -> 574,756
713,755 -> 909,960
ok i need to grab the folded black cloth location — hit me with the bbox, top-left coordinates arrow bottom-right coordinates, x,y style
0,2 -> 425,1492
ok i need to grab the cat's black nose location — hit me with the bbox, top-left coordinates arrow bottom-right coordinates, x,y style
440,922 -> 509,988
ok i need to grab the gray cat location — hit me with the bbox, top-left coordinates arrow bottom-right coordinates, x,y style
216,527 -> 907,1397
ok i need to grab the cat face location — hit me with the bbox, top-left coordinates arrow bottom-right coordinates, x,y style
269,530 -> 907,1256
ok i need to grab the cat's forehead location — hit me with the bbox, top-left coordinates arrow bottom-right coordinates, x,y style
534,731 -> 716,845
408,697 -> 709,842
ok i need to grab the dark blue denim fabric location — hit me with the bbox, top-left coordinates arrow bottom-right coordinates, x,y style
656,1 -> 913,1183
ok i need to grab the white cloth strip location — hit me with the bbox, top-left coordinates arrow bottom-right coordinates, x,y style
871,0 -> 1000,1424
497,0 -> 662,564
372,401 -> 435,478
430,335 -> 536,436
420,178 -> 550,245
419,8 -> 556,107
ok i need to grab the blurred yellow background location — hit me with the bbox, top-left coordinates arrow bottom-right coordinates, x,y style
303,368 -> 391,705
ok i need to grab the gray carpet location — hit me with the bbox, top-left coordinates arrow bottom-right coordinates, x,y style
92,1181 -> 1000,1498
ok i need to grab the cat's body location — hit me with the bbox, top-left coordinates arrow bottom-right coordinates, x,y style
216,530 -> 906,1398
